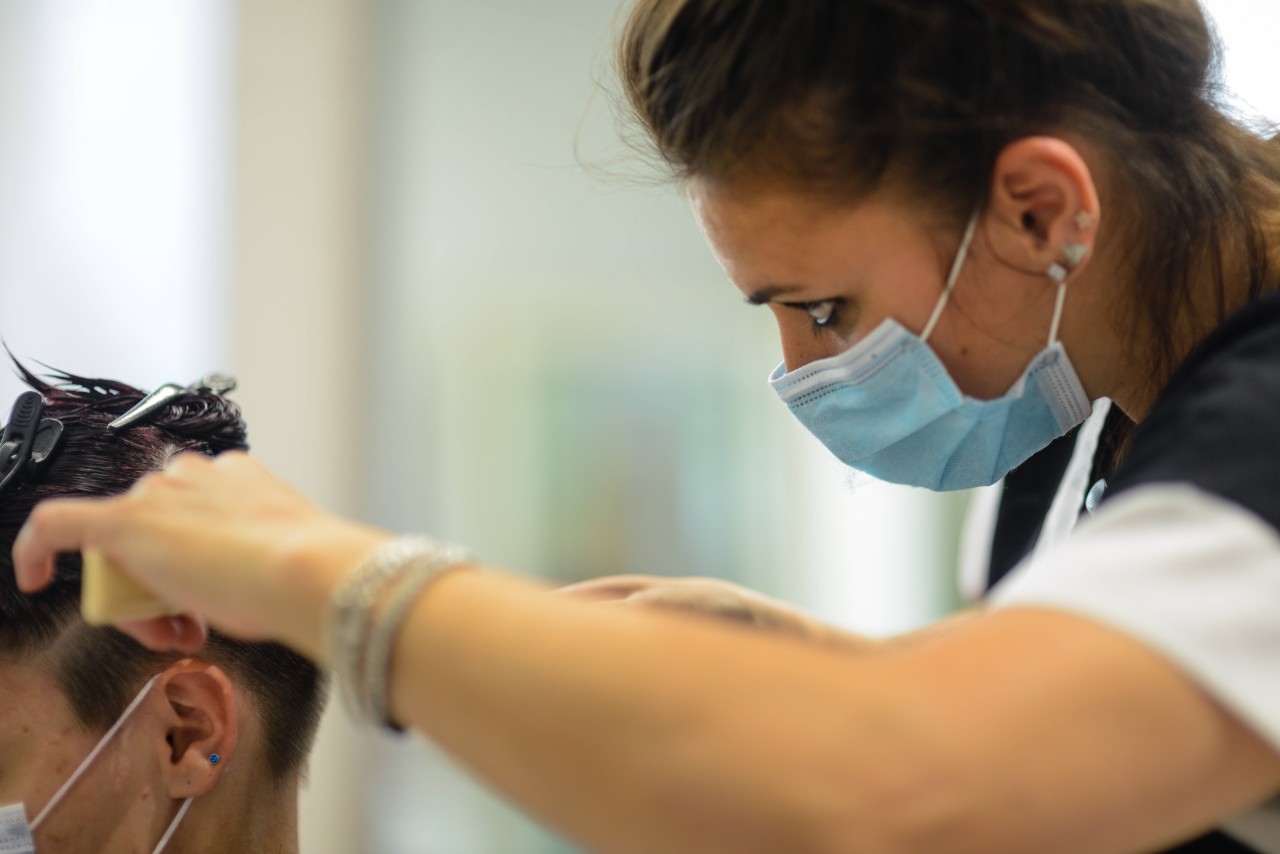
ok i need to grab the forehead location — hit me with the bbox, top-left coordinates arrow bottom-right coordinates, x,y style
687,179 -> 945,290
688,180 -> 864,253
0,661 -> 91,802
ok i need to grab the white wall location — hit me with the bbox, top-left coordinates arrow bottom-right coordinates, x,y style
0,0 -> 231,397
228,3 -> 372,853
1204,0 -> 1280,125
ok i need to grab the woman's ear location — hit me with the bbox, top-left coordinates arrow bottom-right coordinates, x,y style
152,659 -> 239,799
983,136 -> 1100,278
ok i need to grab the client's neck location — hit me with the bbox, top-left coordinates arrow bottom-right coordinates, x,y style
177,773 -> 300,853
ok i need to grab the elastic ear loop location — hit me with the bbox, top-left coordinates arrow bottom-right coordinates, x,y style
919,210 -> 1070,348
921,212 -> 981,343
29,672 -> 195,854
150,798 -> 194,853
1047,277 -> 1068,346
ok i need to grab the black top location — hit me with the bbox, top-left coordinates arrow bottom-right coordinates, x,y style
1106,290 -> 1280,531
984,291 -> 1280,854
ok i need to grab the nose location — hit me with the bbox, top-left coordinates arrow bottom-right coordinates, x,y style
775,317 -> 834,374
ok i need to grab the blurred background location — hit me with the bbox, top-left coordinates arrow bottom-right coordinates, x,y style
0,1 -> 1274,851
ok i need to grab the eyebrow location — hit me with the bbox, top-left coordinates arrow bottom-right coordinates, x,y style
744,284 -> 807,306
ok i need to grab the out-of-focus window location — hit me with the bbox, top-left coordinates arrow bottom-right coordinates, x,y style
0,0 -> 231,397
1205,0 -> 1280,125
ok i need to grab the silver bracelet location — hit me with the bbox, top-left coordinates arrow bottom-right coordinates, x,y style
327,535 -> 471,726
328,536 -> 441,721
362,547 -> 472,727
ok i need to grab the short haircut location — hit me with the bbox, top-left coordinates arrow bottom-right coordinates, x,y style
0,363 -> 326,781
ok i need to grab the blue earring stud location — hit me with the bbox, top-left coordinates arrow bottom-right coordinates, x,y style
209,753 -> 221,765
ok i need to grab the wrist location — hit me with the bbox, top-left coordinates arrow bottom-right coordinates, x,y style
273,522 -> 394,661
325,535 -> 474,727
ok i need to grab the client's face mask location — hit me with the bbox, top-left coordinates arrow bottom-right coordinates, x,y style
0,674 -> 194,854
769,212 -> 1092,491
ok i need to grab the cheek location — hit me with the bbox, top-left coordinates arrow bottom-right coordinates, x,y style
2,720 -> 97,803
769,309 -> 844,373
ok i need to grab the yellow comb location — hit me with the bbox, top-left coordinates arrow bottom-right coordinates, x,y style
81,548 -> 182,625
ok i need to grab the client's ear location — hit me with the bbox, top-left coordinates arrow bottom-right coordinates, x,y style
153,659 -> 239,798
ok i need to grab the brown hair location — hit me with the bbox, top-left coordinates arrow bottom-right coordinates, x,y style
618,0 -> 1280,387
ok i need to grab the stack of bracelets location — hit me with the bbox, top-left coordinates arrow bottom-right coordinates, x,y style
327,536 -> 473,728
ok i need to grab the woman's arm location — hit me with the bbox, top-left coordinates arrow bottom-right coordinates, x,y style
16,452 -> 1280,853
554,574 -> 886,651
554,574 -> 980,653
370,570 -> 1280,853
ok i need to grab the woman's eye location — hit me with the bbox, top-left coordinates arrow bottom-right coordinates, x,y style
804,300 -> 838,328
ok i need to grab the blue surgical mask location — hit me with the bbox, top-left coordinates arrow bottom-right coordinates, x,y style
0,674 -> 194,854
769,213 -> 1092,491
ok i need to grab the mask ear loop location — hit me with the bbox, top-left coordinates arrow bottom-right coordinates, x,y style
150,797 -> 194,854
921,211 -> 981,343
29,673 -> 163,831
29,672 -> 195,853
1047,275 -> 1069,346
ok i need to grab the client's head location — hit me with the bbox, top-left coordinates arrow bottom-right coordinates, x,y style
0,365 -> 326,854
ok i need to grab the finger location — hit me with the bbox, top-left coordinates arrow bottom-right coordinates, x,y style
627,588 -> 718,612
116,616 -> 208,652
553,584 -> 639,601
169,615 -> 210,653
554,575 -> 662,600
116,617 -> 183,651
13,498 -> 112,593
211,449 -> 256,470
626,587 -> 759,625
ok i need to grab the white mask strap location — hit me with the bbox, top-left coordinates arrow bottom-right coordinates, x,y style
1047,277 -> 1068,346
29,673 -> 162,831
151,797 -> 193,854
921,211 -> 981,342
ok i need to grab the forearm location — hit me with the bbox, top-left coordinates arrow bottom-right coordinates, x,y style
736,599 -> 979,654
273,543 -> 1263,854
384,569 -> 920,854
811,608 -> 981,651
273,546 -> 976,852
18,454 -> 1275,852
553,573 -> 977,655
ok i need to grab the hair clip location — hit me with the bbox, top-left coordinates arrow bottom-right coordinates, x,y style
108,373 -> 238,432
0,392 -> 65,495
107,383 -> 183,432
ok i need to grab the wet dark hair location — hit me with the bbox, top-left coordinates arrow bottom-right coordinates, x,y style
618,0 -> 1280,389
0,363 -> 326,782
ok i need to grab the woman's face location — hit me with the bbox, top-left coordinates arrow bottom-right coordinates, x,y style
688,179 -> 1088,401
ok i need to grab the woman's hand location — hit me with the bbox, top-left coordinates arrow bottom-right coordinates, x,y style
13,450 -> 389,657
556,574 -> 880,650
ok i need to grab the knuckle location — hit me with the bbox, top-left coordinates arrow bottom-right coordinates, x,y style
131,469 -> 169,497
166,452 -> 210,475
214,449 -> 252,469
26,501 -> 61,536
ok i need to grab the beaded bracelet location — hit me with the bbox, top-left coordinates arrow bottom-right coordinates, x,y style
327,536 -> 472,727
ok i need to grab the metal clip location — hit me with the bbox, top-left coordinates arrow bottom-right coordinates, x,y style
107,373 -> 238,432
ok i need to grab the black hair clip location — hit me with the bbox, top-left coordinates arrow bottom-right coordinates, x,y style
107,373 -> 237,432
0,391 -> 65,496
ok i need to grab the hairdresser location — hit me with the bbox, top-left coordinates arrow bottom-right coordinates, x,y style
15,1 -> 1280,851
